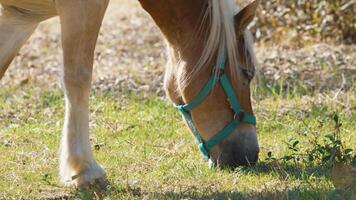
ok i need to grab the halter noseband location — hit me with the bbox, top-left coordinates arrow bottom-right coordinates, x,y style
175,51 -> 256,160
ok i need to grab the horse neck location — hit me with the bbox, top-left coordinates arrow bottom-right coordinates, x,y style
140,0 -> 209,63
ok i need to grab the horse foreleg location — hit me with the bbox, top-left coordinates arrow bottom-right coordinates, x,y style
55,0 -> 109,189
0,6 -> 38,79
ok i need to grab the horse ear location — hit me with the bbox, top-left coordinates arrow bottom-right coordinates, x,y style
234,0 -> 260,33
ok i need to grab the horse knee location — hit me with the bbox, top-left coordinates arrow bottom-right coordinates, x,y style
63,66 -> 92,88
62,66 -> 92,104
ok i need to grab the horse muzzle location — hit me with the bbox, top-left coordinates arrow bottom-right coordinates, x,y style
211,128 -> 259,168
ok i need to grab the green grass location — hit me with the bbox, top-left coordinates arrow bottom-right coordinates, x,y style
0,85 -> 355,199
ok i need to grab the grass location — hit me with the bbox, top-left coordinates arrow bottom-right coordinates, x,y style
0,85 -> 355,199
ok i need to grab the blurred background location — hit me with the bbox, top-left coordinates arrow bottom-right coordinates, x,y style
1,0 -> 355,97
243,0 -> 355,45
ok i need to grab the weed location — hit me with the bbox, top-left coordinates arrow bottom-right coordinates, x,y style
267,112 -> 355,167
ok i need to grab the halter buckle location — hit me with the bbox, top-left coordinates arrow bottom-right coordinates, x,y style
216,68 -> 225,78
234,111 -> 245,122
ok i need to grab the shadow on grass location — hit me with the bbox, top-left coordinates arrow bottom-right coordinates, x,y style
241,161 -> 331,179
151,189 -> 355,200
55,185 -> 355,200
125,162 -> 354,200
64,162 -> 355,199
108,185 -> 355,200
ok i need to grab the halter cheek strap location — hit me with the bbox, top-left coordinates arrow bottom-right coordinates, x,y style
175,51 -> 256,160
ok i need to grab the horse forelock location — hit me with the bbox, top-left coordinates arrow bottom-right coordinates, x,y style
175,0 -> 256,90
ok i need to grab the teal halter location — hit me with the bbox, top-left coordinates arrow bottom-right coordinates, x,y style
175,51 -> 256,160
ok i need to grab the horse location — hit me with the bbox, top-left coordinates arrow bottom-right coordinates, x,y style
0,0 -> 260,190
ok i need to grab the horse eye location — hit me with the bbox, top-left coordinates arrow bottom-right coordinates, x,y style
241,69 -> 252,82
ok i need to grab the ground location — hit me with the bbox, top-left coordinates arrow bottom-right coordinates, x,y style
0,0 -> 355,199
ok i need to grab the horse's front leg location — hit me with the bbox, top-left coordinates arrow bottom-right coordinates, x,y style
55,0 -> 109,189
0,5 -> 39,79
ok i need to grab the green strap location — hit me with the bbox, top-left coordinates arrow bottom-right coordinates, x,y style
181,75 -> 219,111
220,74 -> 242,113
180,49 -> 226,112
220,74 -> 257,125
242,114 -> 257,125
205,120 -> 239,150
176,106 -> 204,144
175,50 -> 256,159
176,106 -> 210,159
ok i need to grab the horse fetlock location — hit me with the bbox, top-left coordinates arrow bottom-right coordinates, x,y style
72,162 -> 107,189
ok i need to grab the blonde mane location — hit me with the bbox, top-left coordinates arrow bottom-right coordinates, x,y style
177,0 -> 256,90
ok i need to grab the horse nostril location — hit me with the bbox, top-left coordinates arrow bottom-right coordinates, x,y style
234,148 -> 259,166
215,140 -> 259,168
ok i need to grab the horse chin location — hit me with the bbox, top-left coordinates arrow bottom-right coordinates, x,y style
210,153 -> 259,169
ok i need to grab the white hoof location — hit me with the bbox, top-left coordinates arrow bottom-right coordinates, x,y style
60,161 -> 108,190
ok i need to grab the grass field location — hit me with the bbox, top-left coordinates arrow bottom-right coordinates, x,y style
0,0 -> 355,199
0,84 -> 355,199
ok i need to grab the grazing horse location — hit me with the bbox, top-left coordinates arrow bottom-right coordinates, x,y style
0,0 -> 260,189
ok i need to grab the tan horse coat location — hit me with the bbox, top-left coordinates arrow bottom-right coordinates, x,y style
0,0 -> 259,189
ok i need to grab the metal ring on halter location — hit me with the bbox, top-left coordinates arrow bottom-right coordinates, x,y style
234,111 -> 245,122
216,68 -> 225,78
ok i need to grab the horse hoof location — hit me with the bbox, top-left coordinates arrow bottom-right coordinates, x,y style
76,176 -> 109,192
93,176 -> 109,191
